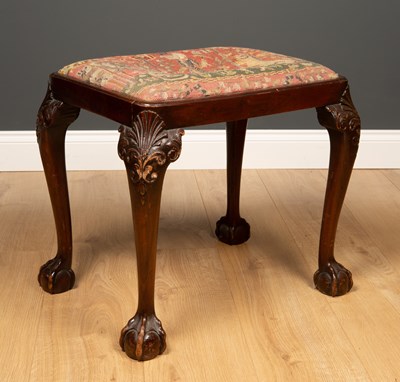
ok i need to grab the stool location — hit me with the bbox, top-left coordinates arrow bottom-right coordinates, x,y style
36,47 -> 361,361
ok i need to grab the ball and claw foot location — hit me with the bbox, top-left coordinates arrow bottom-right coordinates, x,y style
120,312 -> 167,361
215,216 -> 250,245
38,257 -> 75,294
314,261 -> 353,297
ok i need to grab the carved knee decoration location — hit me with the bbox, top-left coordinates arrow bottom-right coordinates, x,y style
118,111 -> 185,203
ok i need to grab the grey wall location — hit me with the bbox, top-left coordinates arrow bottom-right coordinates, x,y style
1,0 -> 399,131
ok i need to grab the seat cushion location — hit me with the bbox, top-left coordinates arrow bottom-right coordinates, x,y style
58,47 -> 339,103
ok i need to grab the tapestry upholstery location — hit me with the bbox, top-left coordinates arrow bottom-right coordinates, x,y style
58,47 -> 339,103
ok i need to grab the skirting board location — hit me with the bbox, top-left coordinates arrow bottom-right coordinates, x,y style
0,130 -> 399,171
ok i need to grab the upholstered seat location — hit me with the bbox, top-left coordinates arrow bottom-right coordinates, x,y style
37,46 -> 360,362
58,47 -> 339,103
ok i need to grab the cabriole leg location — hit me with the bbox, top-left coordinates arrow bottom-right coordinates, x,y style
36,84 -> 80,294
118,111 -> 184,361
314,85 -> 361,297
216,119 -> 250,245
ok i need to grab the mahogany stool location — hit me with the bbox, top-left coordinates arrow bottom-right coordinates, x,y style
36,47 -> 361,361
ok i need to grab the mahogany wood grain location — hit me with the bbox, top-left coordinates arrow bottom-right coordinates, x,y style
36,85 -> 80,294
216,120 -> 250,245
314,86 -> 360,296
50,74 -> 347,128
117,111 -> 184,360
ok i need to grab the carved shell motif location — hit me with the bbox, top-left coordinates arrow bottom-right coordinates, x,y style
118,111 -> 184,185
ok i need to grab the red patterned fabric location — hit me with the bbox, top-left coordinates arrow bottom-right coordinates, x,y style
58,47 -> 338,103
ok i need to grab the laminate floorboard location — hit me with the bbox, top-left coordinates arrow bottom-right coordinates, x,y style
1,170 -> 399,381
258,169 -> 400,381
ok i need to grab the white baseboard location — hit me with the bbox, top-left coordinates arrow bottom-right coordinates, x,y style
0,130 -> 399,171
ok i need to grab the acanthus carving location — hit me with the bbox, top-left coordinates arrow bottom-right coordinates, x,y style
317,85 -> 361,146
36,83 -> 80,141
118,111 -> 184,201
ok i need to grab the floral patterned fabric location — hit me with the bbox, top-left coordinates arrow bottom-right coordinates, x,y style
58,47 -> 338,103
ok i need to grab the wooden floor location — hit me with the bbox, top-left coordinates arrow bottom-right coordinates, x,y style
1,169 -> 400,381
